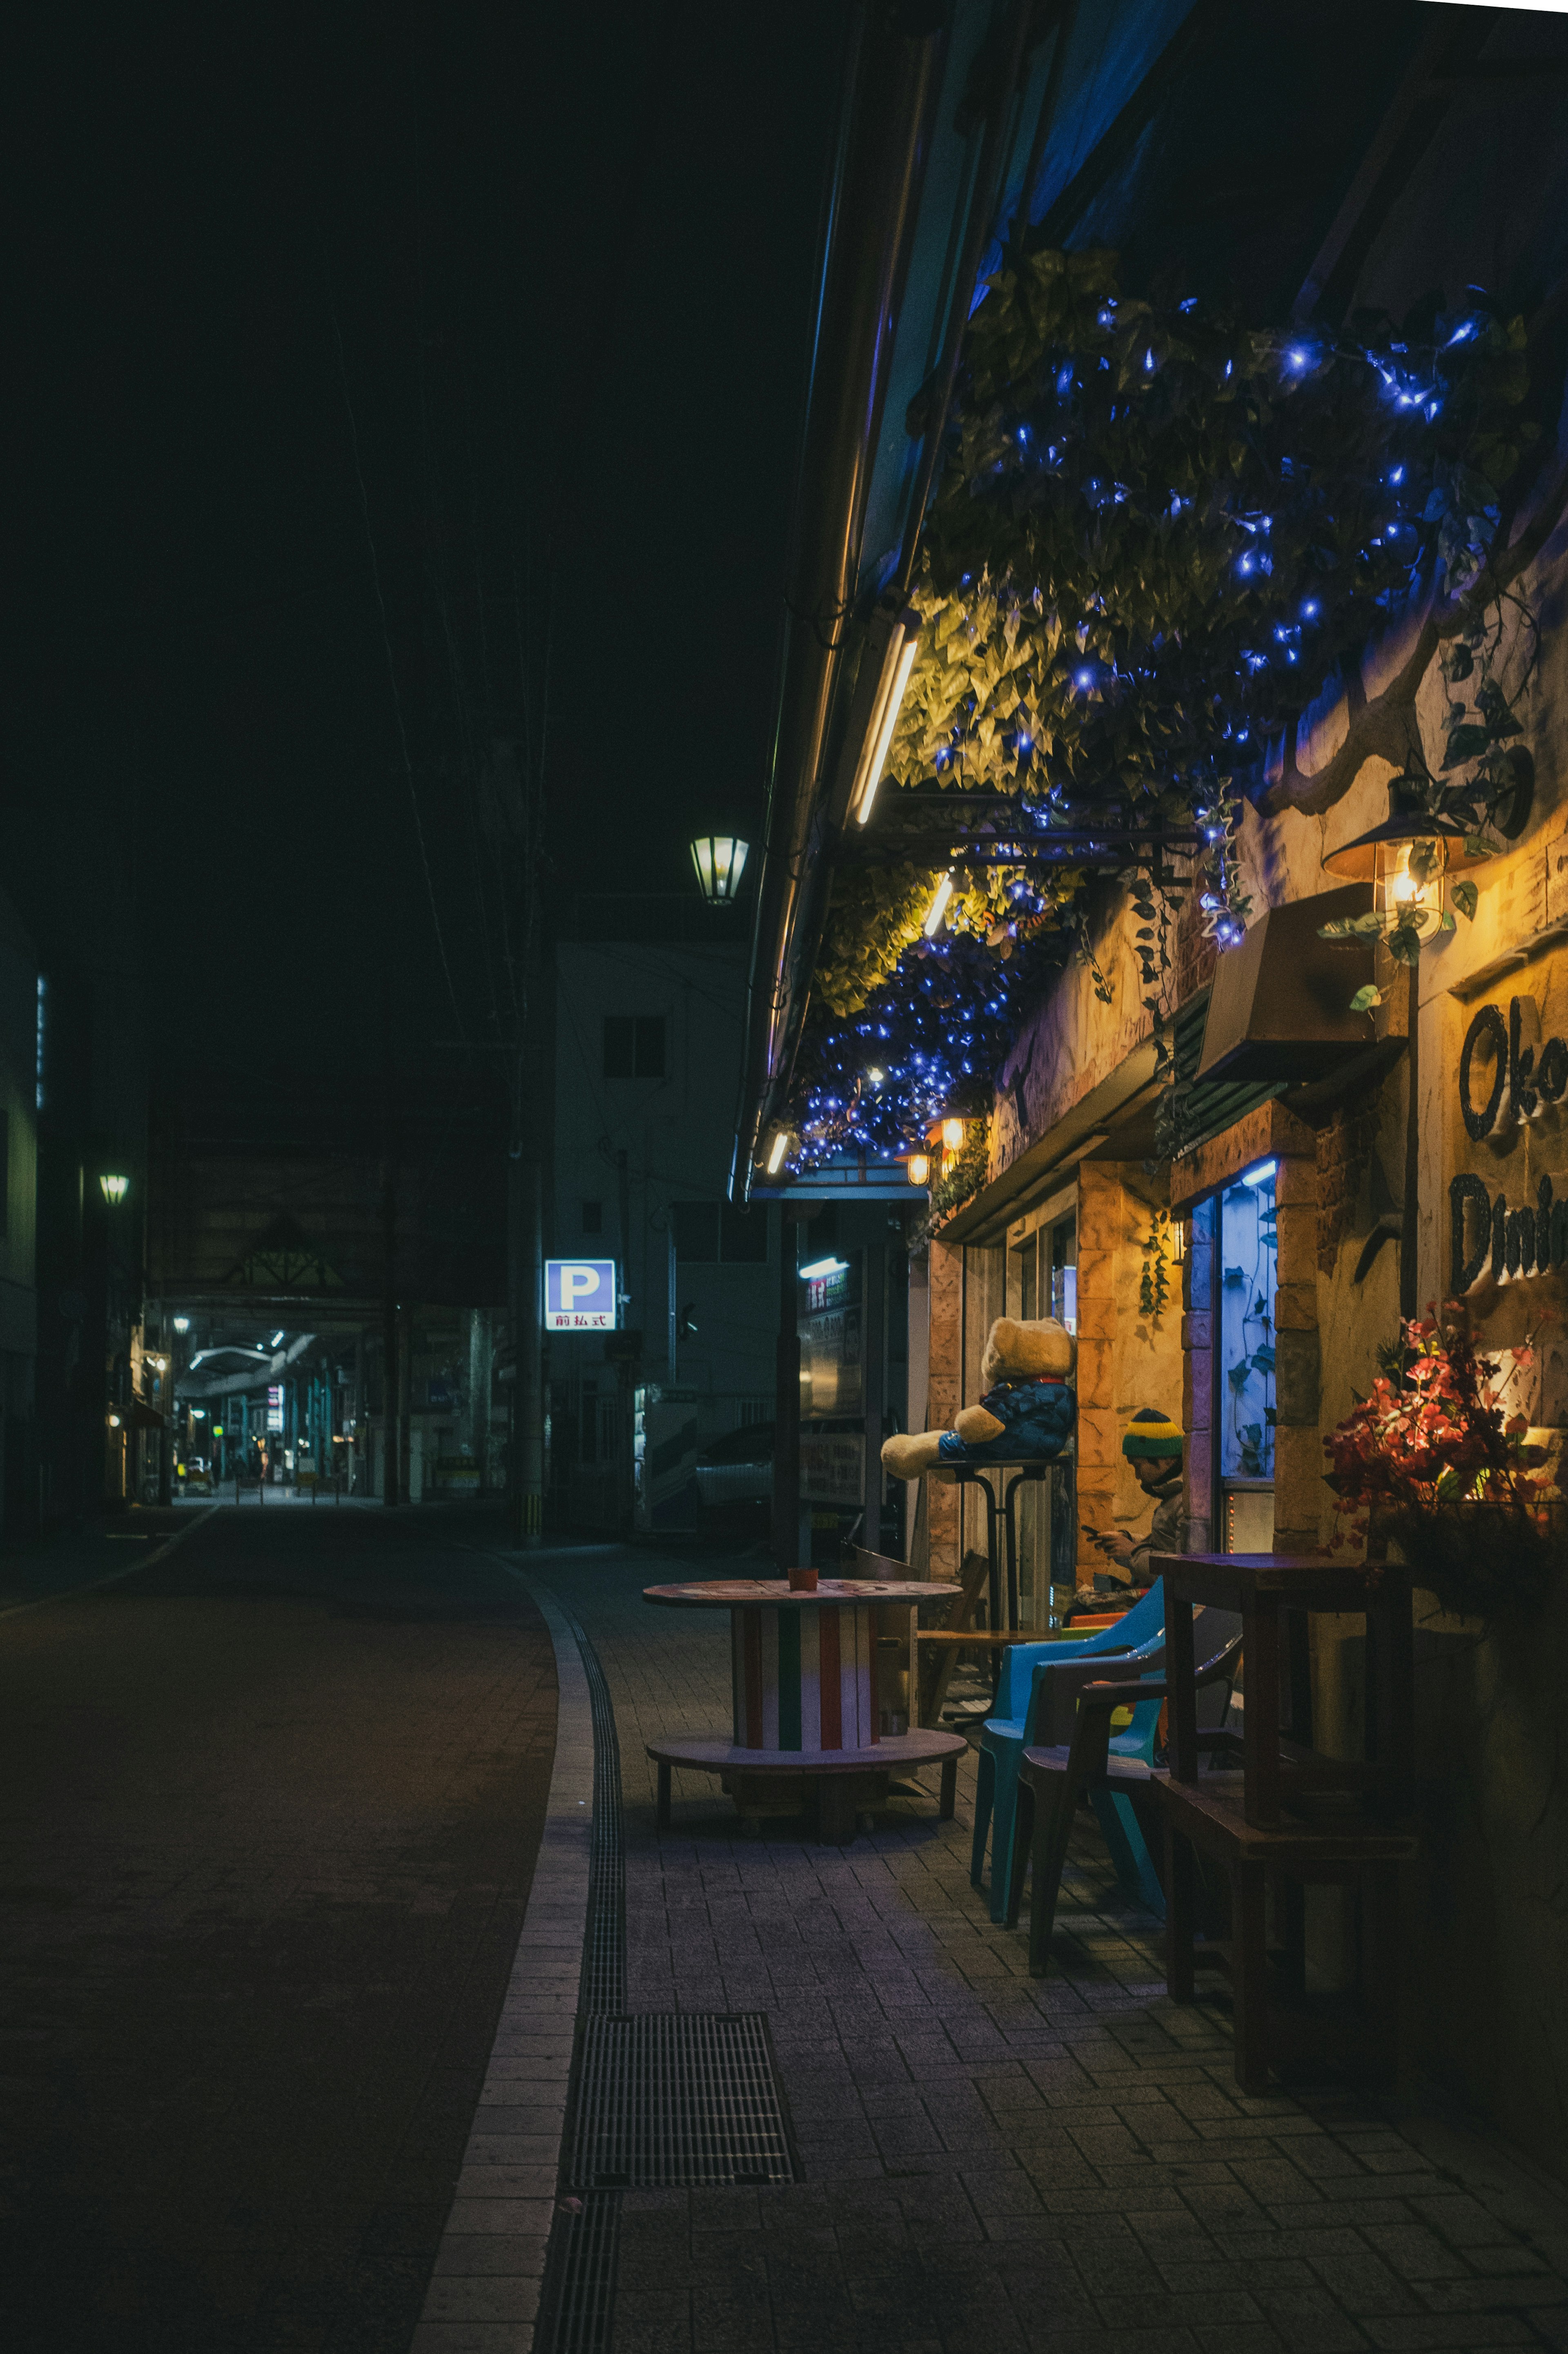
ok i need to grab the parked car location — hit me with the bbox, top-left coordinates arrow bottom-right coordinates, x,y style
694,1420 -> 773,1507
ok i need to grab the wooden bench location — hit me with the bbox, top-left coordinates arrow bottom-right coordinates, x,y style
647,1728 -> 964,1846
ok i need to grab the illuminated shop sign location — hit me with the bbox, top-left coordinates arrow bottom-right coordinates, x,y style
1451,994 -> 1568,1288
544,1259 -> 618,1331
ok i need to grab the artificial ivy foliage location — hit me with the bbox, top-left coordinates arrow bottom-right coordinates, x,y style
915,1117 -> 992,1239
793,243 -> 1542,1166
1138,1209 -> 1175,1324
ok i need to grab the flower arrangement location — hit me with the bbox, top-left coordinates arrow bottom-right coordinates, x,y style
1323,1311 -> 1562,1621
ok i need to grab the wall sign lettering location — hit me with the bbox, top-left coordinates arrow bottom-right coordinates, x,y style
1452,994 -> 1568,1291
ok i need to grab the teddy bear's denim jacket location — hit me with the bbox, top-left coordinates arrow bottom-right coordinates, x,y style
935,1374 -> 1075,1467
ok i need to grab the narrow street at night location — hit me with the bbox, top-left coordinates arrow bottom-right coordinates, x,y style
0,1506 -> 555,2352
11,1 -> 1568,2348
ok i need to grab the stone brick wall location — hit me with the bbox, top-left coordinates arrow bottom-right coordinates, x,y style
1074,1166 -> 1120,1580
1315,1086 -> 1385,1275
1075,1163 -> 1185,1581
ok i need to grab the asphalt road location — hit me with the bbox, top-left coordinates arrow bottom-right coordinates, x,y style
0,1502 -> 557,2353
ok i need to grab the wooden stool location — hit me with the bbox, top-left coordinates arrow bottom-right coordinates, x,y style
950,1461 -> 1057,1637
1155,1771 -> 1417,2093
1154,1553 -> 1414,1826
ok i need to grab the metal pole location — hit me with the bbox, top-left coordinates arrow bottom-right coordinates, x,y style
382,1166 -> 399,1506
773,1207 -> 801,1572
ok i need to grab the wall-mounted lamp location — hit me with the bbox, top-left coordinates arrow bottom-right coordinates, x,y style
849,606 -> 922,827
764,1128 -> 791,1177
907,1153 -> 931,1187
799,1255 -> 849,1280
173,1316 -> 191,1334
1321,796 -> 1485,926
940,1117 -> 965,1152
99,1173 -> 129,1204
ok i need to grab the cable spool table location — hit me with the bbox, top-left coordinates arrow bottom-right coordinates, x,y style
641,1577 -> 967,1844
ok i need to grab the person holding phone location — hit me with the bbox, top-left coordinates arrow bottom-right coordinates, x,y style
1086,1407 -> 1183,1592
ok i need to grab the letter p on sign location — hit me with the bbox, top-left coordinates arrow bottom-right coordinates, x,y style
544,1259 -> 617,1331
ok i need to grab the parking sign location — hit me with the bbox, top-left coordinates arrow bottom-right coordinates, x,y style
544,1259 -> 618,1331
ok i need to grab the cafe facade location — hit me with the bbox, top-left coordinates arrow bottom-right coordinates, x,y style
904,545 -> 1568,2169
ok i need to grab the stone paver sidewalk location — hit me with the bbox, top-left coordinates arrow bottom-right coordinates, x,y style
538,1547 -> 1568,2354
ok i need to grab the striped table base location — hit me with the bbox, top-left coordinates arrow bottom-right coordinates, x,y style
730,1603 -> 879,1752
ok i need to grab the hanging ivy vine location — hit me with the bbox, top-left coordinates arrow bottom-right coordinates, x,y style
790,243 -> 1550,1168
1139,1209 -> 1175,1323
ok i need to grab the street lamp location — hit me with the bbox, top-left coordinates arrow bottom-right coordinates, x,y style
690,836 -> 750,905
173,1316 -> 191,1334
99,1173 -> 130,1204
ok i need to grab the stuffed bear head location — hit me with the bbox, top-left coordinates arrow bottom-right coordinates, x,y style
980,1314 -> 1075,1389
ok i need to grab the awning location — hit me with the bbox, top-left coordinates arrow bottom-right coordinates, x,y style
1196,883 -> 1376,1087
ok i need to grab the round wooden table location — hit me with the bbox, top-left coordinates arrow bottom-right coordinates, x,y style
641,1576 -> 967,1842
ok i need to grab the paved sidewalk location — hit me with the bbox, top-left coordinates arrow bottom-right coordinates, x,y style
538,1546 -> 1568,2354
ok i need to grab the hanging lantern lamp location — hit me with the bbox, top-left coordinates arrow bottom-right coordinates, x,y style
690,835 -> 751,905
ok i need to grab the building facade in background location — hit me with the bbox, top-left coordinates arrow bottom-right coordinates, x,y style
551,939 -> 775,1532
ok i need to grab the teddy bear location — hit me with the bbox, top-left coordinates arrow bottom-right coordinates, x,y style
881,1314 -> 1076,1481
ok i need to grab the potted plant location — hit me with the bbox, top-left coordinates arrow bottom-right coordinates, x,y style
1323,1311 -> 1564,1621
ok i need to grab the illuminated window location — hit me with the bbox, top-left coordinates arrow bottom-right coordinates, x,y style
1218,1165 -> 1277,1549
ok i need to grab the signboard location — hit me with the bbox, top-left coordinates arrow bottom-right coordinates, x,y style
545,1259 -> 618,1332
800,1431 -> 863,1505
266,1384 -> 283,1432
798,1249 -> 863,1418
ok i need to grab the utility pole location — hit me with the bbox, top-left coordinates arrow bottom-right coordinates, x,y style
773,1207 -> 802,1571
381,1164 -> 399,1507
509,858 -> 547,1546
510,1088 -> 544,1543
156,1302 -> 174,1507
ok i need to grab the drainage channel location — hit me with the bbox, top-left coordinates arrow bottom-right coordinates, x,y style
533,1596 -> 800,2354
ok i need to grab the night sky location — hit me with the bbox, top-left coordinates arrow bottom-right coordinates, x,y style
8,4 -> 843,1117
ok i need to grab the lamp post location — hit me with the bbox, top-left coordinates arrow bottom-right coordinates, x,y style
1323,795 -> 1487,1321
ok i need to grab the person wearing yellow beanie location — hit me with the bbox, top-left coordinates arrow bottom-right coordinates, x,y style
1089,1407 -> 1184,1589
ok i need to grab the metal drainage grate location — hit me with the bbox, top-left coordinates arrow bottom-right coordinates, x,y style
566,2011 -> 801,2191
559,1601 -> 626,2015
533,2188 -> 620,2354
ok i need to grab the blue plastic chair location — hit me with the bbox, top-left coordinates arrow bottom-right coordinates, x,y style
1013,1621 -> 1244,1964
970,1580 -> 1167,1924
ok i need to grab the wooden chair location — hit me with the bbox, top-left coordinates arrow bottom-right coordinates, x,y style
911,1548 -> 993,1727
1013,1617 -> 1243,1972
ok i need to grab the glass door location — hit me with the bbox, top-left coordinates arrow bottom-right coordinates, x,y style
1218,1161 -> 1277,1550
